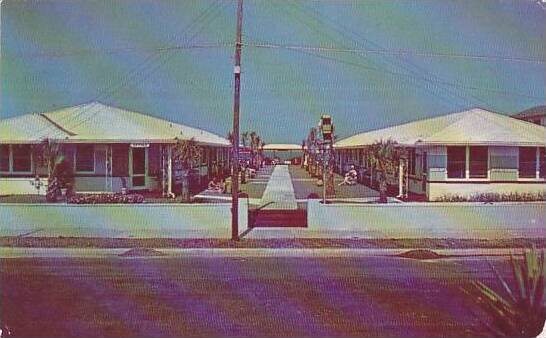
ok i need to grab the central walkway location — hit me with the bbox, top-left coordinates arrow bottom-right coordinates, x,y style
260,165 -> 298,210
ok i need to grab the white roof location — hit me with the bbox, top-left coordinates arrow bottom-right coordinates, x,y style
0,102 -> 230,147
263,143 -> 303,151
335,108 -> 546,148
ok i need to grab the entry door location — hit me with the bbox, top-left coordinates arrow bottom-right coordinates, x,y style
131,147 -> 147,188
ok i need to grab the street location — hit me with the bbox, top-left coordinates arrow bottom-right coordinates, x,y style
0,253 -> 514,337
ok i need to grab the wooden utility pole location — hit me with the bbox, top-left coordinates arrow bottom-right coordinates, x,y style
231,0 -> 243,241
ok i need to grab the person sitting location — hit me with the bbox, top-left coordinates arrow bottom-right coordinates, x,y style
339,165 -> 358,186
208,177 -> 224,192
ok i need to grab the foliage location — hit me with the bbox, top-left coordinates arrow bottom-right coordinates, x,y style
305,127 -> 319,176
68,193 -> 144,204
37,139 -> 74,201
463,247 -> 545,337
436,192 -> 546,202
241,131 -> 249,147
367,139 -> 404,202
173,138 -> 201,170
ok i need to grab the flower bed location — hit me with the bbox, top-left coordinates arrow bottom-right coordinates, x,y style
435,192 -> 546,203
68,193 -> 144,204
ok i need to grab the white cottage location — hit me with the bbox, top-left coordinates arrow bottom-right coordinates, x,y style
0,102 -> 231,196
335,108 -> 546,201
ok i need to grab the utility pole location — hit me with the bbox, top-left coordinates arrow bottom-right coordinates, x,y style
231,0 -> 243,241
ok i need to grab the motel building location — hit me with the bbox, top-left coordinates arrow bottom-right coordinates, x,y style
0,102 -> 231,196
334,107 -> 546,201
262,143 -> 304,164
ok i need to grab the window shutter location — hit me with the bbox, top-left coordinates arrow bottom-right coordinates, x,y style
112,144 -> 129,177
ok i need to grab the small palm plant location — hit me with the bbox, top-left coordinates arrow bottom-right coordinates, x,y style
368,139 -> 403,203
463,247 -> 545,337
173,138 -> 201,201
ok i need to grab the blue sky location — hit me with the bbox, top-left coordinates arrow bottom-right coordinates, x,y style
1,0 -> 544,143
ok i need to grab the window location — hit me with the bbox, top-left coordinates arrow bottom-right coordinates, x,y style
0,145 -> 9,172
76,145 -> 95,172
519,147 -> 536,178
469,146 -> 488,178
538,148 -> 546,178
447,146 -> 466,178
12,144 -> 31,172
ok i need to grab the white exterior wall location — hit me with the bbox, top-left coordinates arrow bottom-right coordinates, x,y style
425,145 -> 545,200
307,199 -> 545,239
0,177 -> 49,195
0,199 -> 249,239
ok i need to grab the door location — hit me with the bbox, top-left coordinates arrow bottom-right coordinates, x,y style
130,147 -> 147,188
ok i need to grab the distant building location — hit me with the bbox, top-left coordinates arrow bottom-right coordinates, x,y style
0,102 -> 231,196
512,105 -> 546,126
335,108 -> 546,201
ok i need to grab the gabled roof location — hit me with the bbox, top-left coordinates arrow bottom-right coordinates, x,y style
335,108 -> 546,148
512,105 -> 546,119
0,102 -> 230,146
262,143 -> 303,151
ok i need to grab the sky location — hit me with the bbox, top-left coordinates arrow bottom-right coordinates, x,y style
1,0 -> 545,143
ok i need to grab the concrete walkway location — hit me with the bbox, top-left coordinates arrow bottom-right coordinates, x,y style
260,165 -> 298,210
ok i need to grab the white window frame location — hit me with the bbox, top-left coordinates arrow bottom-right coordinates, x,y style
74,144 -> 96,174
517,146 -> 540,181
445,145 -> 490,182
0,144 -> 33,175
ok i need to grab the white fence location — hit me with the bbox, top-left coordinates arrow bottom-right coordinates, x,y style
307,200 -> 545,239
0,200 -> 248,239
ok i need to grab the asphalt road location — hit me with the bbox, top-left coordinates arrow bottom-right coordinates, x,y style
0,254 -> 512,337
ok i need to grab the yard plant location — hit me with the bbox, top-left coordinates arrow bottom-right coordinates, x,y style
368,139 -> 403,203
464,247 -> 545,337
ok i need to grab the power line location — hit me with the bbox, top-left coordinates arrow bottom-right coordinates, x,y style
280,1 -> 542,110
243,42 -> 544,64
270,1 -> 477,111
16,43 -> 234,58
37,0 -> 228,138
244,40 -> 543,100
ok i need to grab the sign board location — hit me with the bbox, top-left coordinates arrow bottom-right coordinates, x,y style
130,143 -> 150,148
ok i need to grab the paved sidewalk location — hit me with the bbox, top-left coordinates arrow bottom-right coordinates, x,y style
260,165 -> 298,210
0,247 -> 521,258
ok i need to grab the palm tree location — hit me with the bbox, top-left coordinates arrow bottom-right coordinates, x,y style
249,131 -> 258,167
37,139 -> 73,201
241,131 -> 249,148
173,138 -> 201,201
368,139 -> 403,203
306,127 -> 318,176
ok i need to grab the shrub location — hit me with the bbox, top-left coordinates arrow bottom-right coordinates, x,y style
436,192 -> 546,202
463,247 -> 545,337
68,193 -> 144,204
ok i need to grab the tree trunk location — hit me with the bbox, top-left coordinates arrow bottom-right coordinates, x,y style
379,174 -> 388,203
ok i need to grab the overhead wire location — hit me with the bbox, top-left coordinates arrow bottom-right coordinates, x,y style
284,1 -> 500,111
36,0 -> 229,138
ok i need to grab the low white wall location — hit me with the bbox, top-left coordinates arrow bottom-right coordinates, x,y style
0,177 -> 49,195
0,200 -> 248,239
307,200 -> 545,239
428,182 -> 546,201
